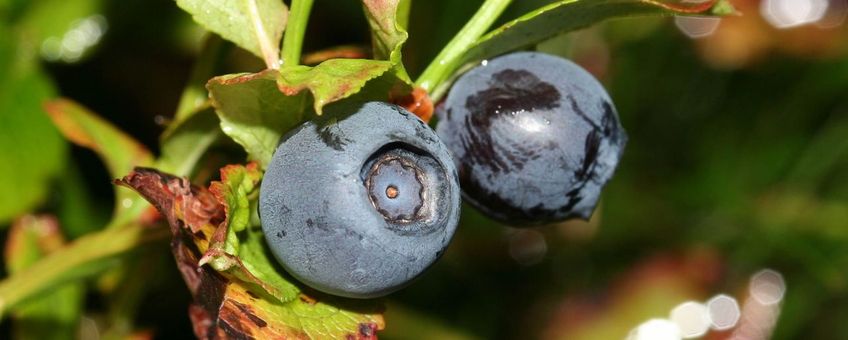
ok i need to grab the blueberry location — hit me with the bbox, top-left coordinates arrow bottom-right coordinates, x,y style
436,52 -> 626,225
259,102 -> 461,298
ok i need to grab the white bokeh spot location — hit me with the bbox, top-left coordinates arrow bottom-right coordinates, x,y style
670,301 -> 711,338
675,16 -> 721,38
750,269 -> 786,306
707,294 -> 741,330
628,319 -> 682,340
761,0 -> 829,28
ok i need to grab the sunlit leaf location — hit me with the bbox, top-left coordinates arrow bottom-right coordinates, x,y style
176,0 -> 287,66
216,282 -> 383,339
207,69 -> 309,169
278,58 -> 410,115
210,59 -> 412,168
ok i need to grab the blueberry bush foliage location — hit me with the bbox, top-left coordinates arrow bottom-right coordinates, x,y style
23,0 -> 848,338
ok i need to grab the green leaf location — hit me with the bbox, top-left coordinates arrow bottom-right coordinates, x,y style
0,30 -> 66,225
206,164 -> 261,260
202,163 -> 300,302
158,107 -> 222,177
462,0 -> 735,66
208,69 -> 309,169
210,60 -> 411,167
176,0 -> 288,67
708,0 -> 736,15
207,164 -> 384,338
218,282 -> 384,339
212,164 -> 260,235
278,58 -> 408,114
4,215 -> 84,340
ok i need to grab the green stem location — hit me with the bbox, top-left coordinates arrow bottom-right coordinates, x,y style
281,0 -> 315,67
0,224 -> 169,318
414,0 -> 512,96
173,35 -> 228,122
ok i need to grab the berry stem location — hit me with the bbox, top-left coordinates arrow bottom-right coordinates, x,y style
281,0 -> 315,67
414,0 -> 512,99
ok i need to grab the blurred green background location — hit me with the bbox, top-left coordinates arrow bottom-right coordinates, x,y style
1,0 -> 847,339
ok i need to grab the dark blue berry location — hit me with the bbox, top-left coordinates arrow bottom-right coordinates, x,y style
259,102 -> 461,298
436,52 -> 626,225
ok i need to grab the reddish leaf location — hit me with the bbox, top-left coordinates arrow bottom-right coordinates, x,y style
303,45 -> 370,65
44,99 -> 153,179
116,165 -> 385,339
